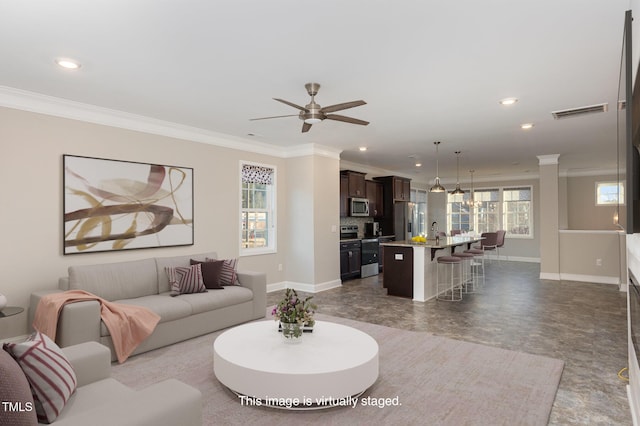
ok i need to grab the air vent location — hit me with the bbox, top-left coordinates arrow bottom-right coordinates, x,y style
551,103 -> 608,120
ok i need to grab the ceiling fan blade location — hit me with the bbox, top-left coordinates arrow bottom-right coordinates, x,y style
321,100 -> 366,113
302,122 -> 312,133
274,98 -> 307,111
325,114 -> 369,126
250,114 -> 299,121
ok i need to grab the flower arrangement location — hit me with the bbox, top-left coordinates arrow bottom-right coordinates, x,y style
272,288 -> 316,338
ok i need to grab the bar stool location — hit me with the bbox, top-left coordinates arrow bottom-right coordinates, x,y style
464,248 -> 485,290
452,252 -> 476,293
436,256 -> 463,302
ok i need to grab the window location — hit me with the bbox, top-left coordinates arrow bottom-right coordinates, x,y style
503,187 -> 531,236
410,189 -> 428,236
596,181 -> 624,205
240,162 -> 276,255
474,189 -> 500,234
446,192 -> 471,233
447,185 -> 533,238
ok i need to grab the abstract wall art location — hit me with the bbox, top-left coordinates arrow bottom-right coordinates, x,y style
63,155 -> 194,254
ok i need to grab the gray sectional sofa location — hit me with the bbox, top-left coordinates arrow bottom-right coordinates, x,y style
1,341 -> 202,425
29,252 -> 266,361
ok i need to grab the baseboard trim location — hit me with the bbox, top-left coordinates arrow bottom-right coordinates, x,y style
559,273 -> 620,285
539,272 -> 621,285
266,279 -> 342,294
540,272 -> 561,280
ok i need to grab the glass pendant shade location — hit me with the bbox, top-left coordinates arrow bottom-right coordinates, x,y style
430,177 -> 446,192
451,183 -> 465,195
450,150 -> 465,195
429,141 -> 446,193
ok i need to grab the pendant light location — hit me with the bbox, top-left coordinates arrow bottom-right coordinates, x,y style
450,150 -> 465,195
468,169 -> 475,205
468,169 -> 475,232
429,141 -> 446,192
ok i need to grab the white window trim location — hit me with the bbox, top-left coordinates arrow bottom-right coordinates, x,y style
446,185 -> 534,239
239,161 -> 277,257
595,181 -> 625,206
502,185 -> 534,240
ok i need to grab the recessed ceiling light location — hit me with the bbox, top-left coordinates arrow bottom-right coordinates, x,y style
500,98 -> 518,106
415,163 -> 422,167
55,58 -> 81,70
521,123 -> 534,130
359,147 -> 367,152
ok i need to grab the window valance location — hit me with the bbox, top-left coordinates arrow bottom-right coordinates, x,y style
242,164 -> 274,185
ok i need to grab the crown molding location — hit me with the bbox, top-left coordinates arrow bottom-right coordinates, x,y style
0,86 -> 337,159
537,154 -> 560,165
284,143 -> 342,160
0,87 -> 627,177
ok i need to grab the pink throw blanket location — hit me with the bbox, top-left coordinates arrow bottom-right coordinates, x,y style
33,290 -> 160,363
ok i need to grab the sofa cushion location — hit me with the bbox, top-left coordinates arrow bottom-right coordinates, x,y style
69,258 -> 158,301
206,257 -> 238,286
0,346 -> 38,425
5,331 -> 77,424
101,295 -> 193,336
165,264 -> 207,296
54,377 -> 134,423
155,252 -> 218,294
190,259 -> 224,289
177,286 -> 253,315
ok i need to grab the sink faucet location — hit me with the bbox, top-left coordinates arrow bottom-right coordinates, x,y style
431,221 -> 438,238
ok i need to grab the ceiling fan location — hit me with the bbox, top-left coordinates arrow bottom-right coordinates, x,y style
250,83 -> 369,133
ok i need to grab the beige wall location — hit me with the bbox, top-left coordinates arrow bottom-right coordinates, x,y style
539,158 -> 560,277
566,174 -> 624,230
312,155 -> 340,285
2,107 -> 329,337
559,230 -> 625,284
284,155 -> 340,288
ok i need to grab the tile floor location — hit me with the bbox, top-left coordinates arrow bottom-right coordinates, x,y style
267,261 -> 631,425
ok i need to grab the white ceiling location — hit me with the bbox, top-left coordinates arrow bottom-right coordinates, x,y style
0,1 -> 632,184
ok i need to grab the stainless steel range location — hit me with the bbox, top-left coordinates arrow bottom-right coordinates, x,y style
339,225 -> 359,240
360,238 -> 379,278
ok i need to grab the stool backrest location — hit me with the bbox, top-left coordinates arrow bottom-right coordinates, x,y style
496,230 -> 506,248
481,232 -> 498,248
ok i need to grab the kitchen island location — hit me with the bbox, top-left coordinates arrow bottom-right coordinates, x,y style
380,236 -> 482,301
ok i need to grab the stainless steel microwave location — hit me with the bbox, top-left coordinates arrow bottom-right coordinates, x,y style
350,198 -> 370,217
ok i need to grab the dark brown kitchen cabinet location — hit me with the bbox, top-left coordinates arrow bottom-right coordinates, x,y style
393,177 -> 411,201
365,180 -> 383,218
340,240 -> 361,281
378,236 -> 395,271
373,175 -> 411,202
373,176 -> 412,240
383,246 -> 413,298
340,174 -> 349,217
341,170 -> 366,198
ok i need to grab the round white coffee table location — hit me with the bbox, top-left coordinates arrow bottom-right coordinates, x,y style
213,320 -> 379,409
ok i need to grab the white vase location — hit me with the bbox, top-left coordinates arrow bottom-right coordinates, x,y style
0,294 -> 7,310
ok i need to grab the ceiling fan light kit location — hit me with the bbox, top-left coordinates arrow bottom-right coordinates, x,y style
429,141 -> 446,193
251,83 -> 369,133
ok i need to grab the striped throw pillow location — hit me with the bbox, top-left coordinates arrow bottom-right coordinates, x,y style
165,264 -> 207,296
208,257 -> 238,285
5,331 -> 77,423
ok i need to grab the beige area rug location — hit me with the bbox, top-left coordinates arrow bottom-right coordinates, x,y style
111,314 -> 564,425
